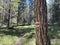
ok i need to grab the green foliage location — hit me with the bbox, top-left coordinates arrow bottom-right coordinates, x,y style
0,25 -> 60,45
22,38 -> 35,45
0,34 -> 18,45
14,25 -> 35,29
47,0 -> 60,26
0,26 -> 35,45
11,0 -> 20,10
50,3 -> 60,25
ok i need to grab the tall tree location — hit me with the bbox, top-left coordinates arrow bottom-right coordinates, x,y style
7,0 -> 11,28
28,0 -> 34,25
50,0 -> 60,25
17,0 -> 27,25
34,0 -> 50,45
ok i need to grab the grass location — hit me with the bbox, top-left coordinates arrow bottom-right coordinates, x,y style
0,25 -> 60,45
51,39 -> 60,45
0,33 -> 18,45
14,25 -> 35,29
0,26 -> 36,45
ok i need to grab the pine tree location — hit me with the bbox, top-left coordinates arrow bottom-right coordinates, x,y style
34,0 -> 51,45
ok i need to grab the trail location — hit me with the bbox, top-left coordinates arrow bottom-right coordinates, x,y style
15,37 -> 23,45
15,31 -> 23,45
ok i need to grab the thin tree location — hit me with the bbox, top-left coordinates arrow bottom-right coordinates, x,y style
28,0 -> 34,25
17,0 -> 27,26
17,2 -> 20,25
7,0 -> 11,28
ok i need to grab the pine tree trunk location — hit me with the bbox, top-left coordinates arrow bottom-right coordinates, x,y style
34,0 -> 51,45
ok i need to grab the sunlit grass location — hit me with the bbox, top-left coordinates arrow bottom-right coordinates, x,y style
14,25 -> 35,29
22,38 -> 35,45
0,25 -> 60,45
51,39 -> 60,45
0,33 -> 18,45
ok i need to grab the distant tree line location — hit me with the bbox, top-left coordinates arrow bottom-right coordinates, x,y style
0,0 -> 34,28
47,0 -> 60,26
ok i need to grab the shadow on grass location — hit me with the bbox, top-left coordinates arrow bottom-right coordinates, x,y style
0,27 -> 35,37
48,25 -> 60,39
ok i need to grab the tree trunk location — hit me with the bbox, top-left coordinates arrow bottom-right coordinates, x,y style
7,0 -> 11,28
8,8 -> 10,28
34,0 -> 51,45
17,2 -> 20,26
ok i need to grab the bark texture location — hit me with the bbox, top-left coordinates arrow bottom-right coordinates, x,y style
34,0 -> 51,45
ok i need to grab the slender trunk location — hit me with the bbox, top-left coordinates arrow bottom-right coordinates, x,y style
17,2 -> 20,26
8,7 -> 11,28
7,0 -> 11,28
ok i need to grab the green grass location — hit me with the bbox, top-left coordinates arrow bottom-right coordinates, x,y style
0,26 -> 36,45
14,25 -> 35,29
0,31 -> 35,45
22,38 -> 35,45
51,39 -> 60,45
0,25 -> 60,45
0,33 -> 18,45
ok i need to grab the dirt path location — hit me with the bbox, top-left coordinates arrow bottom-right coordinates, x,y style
15,37 -> 22,45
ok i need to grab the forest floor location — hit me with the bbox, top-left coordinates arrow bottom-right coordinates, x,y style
0,25 -> 35,45
0,25 -> 60,45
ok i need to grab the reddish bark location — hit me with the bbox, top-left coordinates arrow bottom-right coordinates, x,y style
35,22 -> 40,28
34,0 -> 50,45
15,37 -> 22,45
